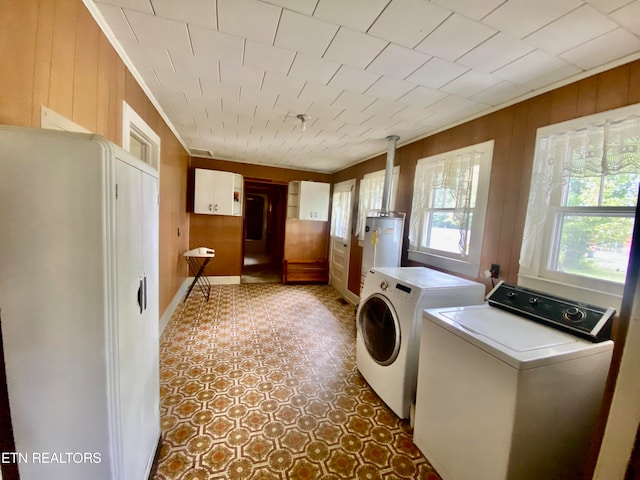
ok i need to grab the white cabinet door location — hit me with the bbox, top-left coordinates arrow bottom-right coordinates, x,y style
115,161 -> 160,480
115,160 -> 146,480
194,168 -> 216,214
298,181 -> 330,221
140,170 -> 160,475
211,170 -> 234,215
194,168 -> 242,215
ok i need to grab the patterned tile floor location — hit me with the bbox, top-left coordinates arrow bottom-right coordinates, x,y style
154,284 -> 441,480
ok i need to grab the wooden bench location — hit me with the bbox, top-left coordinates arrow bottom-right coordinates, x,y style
283,259 -> 329,284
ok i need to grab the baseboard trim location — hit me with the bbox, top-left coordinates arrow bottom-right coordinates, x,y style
344,289 -> 360,307
206,276 -> 241,284
159,278 -> 190,334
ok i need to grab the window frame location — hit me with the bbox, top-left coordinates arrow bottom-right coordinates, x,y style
518,103 -> 640,308
408,140 -> 494,277
122,101 -> 161,172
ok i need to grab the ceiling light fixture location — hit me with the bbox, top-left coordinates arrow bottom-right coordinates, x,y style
296,114 -> 309,132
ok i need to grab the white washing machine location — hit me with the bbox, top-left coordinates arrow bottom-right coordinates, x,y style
413,281 -> 615,480
356,267 -> 485,419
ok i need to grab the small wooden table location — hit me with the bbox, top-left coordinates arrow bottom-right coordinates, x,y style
184,247 -> 215,301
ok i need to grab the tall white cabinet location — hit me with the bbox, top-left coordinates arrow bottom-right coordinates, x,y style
0,126 -> 160,480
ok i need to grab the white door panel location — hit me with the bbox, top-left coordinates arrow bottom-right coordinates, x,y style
330,179 -> 355,298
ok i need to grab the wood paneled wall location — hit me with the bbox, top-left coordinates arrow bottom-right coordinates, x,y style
333,59 -> 640,296
0,0 -> 190,316
189,157 -> 332,276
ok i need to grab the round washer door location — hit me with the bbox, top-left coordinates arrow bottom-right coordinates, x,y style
358,293 -> 401,366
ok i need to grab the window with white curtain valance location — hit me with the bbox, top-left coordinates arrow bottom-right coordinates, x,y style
408,140 -> 493,277
355,166 -> 399,241
519,103 -> 640,306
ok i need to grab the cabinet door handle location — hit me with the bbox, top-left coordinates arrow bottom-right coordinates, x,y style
137,277 -> 143,314
208,203 -> 213,211
143,274 -> 147,311
214,204 -> 219,212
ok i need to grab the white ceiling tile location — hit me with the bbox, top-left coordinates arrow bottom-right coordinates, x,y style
118,38 -> 172,73
313,0 -> 389,32
243,40 -> 296,74
124,9 -> 192,56
609,1 -> 640,35
153,69 -> 202,96
587,0 -> 635,14
332,90 -> 377,111
96,0 -> 153,14
273,94 -> 313,115
483,0 -> 583,39
362,98 -> 406,117
471,81 -> 531,106
261,72 -> 306,96
261,0 -> 317,15
333,109 -> 374,125
525,5 -> 619,55
391,105 -> 433,123
288,53 -> 341,84
494,49 -> 582,89
560,28 -> 640,69
405,57 -> 468,89
150,0 -> 216,29
368,0 -> 452,48
219,62 -> 264,89
298,82 -> 343,104
328,65 -> 381,94
414,13 -> 496,61
425,94 -> 480,114
94,3 -> 138,41
162,49 -> 219,79
274,10 -> 339,57
364,77 -> 416,101
305,102 -> 345,120
430,0 -> 505,20
238,87 -> 278,108
366,44 -> 431,80
323,28 -> 388,69
189,25 -> 245,62
440,70 -> 502,97
398,86 -> 448,108
458,33 -> 535,72
217,0 -> 281,44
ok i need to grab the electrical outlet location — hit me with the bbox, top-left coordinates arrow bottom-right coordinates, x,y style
490,263 -> 500,278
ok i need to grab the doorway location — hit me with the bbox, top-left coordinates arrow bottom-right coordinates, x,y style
242,181 -> 287,283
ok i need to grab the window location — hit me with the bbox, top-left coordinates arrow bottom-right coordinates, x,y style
331,181 -> 354,240
355,166 -> 400,241
519,104 -> 640,307
408,140 -> 493,277
122,101 -> 160,171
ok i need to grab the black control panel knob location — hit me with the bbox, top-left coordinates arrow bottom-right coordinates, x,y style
507,291 -> 517,298
564,307 -> 586,322
528,297 -> 539,305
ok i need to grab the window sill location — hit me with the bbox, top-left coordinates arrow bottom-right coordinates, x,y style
517,274 -> 622,311
408,250 -> 480,278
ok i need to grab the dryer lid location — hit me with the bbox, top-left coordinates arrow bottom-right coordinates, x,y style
425,304 -> 613,370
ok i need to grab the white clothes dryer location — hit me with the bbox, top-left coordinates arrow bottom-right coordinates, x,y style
413,281 -> 615,480
356,267 -> 485,419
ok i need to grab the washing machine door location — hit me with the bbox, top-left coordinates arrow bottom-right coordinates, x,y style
358,293 -> 401,366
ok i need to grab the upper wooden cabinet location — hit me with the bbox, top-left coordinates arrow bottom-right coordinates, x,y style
194,168 -> 243,216
287,180 -> 330,221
